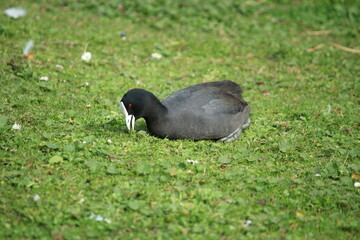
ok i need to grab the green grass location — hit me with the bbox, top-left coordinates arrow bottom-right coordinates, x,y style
1,0 -> 359,239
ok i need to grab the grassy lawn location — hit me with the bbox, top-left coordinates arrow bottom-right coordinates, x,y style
1,0 -> 359,239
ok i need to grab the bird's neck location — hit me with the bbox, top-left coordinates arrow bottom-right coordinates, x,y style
143,95 -> 168,122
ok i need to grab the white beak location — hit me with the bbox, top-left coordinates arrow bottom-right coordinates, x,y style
120,101 -> 135,131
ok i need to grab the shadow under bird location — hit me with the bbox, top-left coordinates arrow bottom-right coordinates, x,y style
120,80 -> 250,142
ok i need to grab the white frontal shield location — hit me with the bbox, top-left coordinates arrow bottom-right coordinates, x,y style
120,101 -> 135,131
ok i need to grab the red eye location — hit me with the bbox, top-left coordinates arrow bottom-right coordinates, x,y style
128,104 -> 133,109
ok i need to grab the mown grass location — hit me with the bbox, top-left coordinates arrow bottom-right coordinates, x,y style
1,0 -> 359,239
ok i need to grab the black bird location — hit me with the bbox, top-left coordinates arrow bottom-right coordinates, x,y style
120,80 -> 250,142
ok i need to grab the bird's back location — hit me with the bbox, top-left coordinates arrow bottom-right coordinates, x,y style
156,80 -> 249,140
162,80 -> 246,114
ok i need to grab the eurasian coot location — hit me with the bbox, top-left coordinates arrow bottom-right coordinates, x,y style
120,80 -> 250,142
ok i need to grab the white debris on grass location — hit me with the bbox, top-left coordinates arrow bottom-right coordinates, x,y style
315,174 -> 321,177
4,8 -> 27,19
243,219 -> 252,227
55,64 -> 64,70
186,159 -> 199,164
354,182 -> 360,188
40,76 -> 49,81
89,213 -> 111,223
326,104 -> 331,114
136,80 -> 144,86
33,194 -> 41,201
23,40 -> 34,55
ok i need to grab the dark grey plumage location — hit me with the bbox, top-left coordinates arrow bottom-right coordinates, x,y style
120,80 -> 250,142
